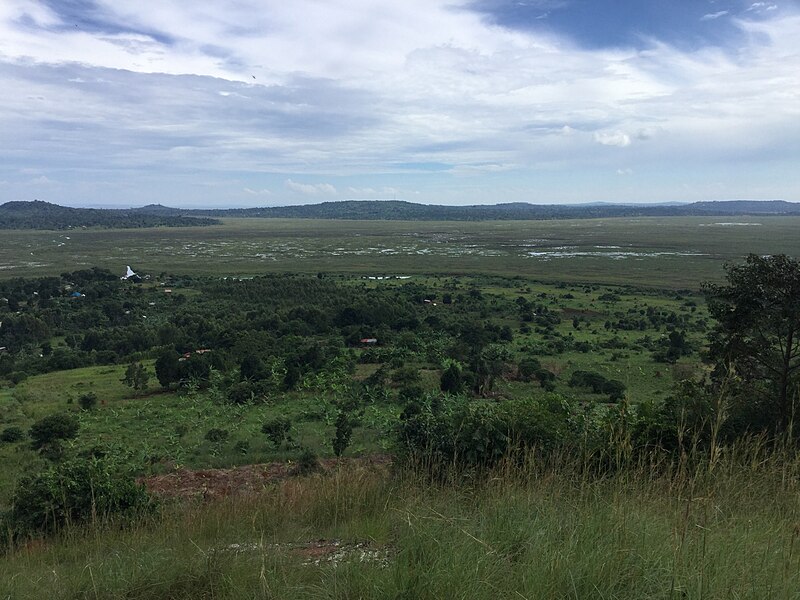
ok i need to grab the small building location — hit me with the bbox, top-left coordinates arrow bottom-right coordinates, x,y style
359,338 -> 378,344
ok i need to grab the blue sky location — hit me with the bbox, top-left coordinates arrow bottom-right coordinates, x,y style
0,0 -> 798,207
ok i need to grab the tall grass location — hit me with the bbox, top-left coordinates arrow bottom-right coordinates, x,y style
1,441 -> 798,599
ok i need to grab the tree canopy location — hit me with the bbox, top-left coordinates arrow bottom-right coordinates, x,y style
704,254 -> 800,432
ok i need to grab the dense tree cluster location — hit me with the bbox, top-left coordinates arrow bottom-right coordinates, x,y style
0,200 -> 219,229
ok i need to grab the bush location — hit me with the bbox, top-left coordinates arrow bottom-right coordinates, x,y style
518,357 -> 541,380
262,417 -> 292,447
29,413 -> 79,450
332,410 -> 353,457
78,392 -> 98,411
0,426 -> 24,443
296,447 -> 321,474
205,428 -> 229,443
440,364 -> 463,394
7,371 -> 28,385
397,394 -> 571,469
4,456 -> 154,539
226,381 -> 251,405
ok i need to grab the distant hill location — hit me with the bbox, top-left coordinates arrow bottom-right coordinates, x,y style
2,199 -> 798,229
189,199 -> 800,221
0,200 -> 220,230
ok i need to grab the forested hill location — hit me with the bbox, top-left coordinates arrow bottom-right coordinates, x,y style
0,201 -> 220,229
3,199 -> 799,227
192,199 -> 800,221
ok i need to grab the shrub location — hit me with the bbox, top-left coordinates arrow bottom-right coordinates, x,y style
602,379 -> 627,402
29,413 -> 79,451
205,428 -> 229,443
296,447 -> 321,474
518,357 -> 542,380
397,394 -> 571,469
262,417 -> 292,447
7,371 -> 28,385
440,364 -> 463,394
399,384 -> 425,403
227,381 -> 255,404
391,366 -> 421,386
332,410 -> 353,457
0,426 -> 24,443
78,392 -> 98,411
4,456 -> 153,539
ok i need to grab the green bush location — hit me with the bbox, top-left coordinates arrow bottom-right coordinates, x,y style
29,413 -> 79,451
3,456 -> 154,539
205,428 -> 229,443
78,392 -> 98,411
0,426 -> 24,443
397,394 -> 572,468
262,417 -> 292,447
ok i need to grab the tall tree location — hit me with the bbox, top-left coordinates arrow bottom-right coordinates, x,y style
704,254 -> 800,432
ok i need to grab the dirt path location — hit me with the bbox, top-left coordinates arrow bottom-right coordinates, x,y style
142,455 -> 392,500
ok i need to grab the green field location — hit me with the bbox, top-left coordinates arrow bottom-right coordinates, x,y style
2,216 -> 799,287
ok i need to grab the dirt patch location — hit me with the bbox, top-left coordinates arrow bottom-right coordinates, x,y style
142,455 -> 391,500
224,539 -> 392,568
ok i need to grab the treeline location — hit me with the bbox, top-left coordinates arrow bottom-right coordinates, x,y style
0,200 -> 220,229
4,199 -> 799,228
192,199 -> 800,221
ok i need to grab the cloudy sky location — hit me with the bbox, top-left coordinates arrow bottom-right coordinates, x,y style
1,0 -> 799,207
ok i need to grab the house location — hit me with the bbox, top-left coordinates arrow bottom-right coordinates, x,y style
70,291 -> 85,298
359,338 -> 378,344
179,348 -> 212,361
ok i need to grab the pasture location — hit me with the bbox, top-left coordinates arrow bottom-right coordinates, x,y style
2,216 -> 799,287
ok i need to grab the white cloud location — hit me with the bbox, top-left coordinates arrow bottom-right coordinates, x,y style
746,2 -> 778,12
594,131 -> 632,147
700,11 -> 729,21
243,187 -> 272,195
284,179 -> 337,196
616,168 -> 633,176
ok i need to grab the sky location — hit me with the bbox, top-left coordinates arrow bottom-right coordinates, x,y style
1,0 -> 799,208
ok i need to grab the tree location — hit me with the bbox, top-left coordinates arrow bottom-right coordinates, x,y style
440,364 -> 463,394
121,362 -> 150,391
332,409 -> 353,457
154,348 -> 181,388
704,254 -> 800,432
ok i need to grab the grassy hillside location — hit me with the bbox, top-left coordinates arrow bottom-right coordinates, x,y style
1,447 -> 798,599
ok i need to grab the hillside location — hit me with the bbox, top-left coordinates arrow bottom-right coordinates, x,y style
3,199 -> 799,229
193,199 -> 800,221
0,201 -> 220,230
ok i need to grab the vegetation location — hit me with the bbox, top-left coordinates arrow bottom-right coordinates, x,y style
0,200 -> 220,230
1,210 -> 799,598
704,254 -> 800,433
190,199 -> 800,220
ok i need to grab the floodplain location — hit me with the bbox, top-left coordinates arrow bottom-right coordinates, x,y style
2,216 -> 799,287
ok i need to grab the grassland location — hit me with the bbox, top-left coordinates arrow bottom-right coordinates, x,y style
1,447 -> 798,599
2,216 -> 799,287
